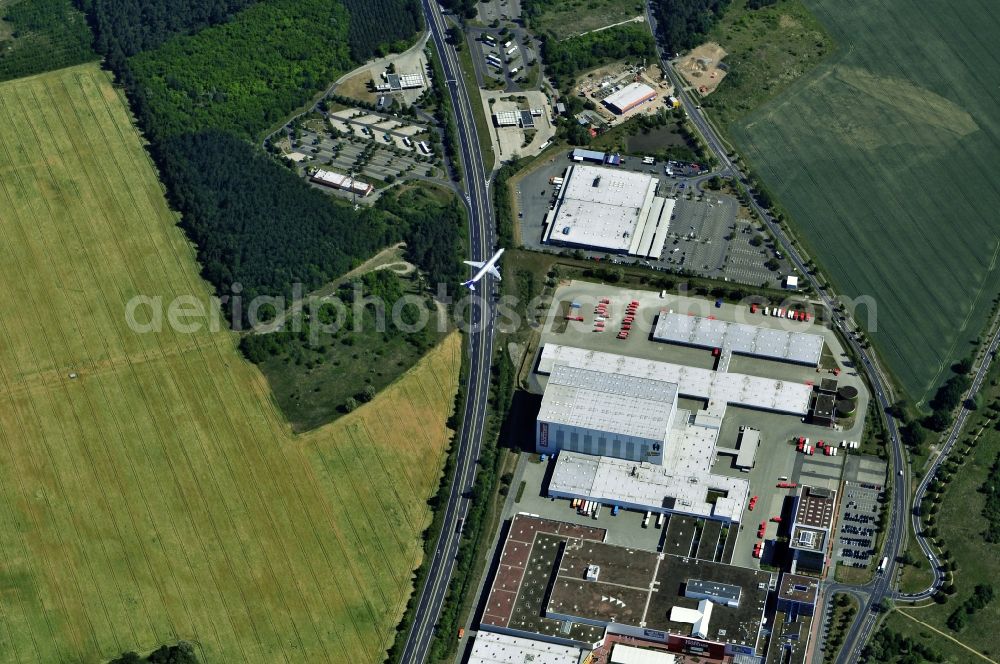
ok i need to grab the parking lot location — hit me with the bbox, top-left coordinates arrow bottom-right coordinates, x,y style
724,220 -> 779,286
513,151 -> 791,287
664,196 -> 733,273
289,120 -> 439,199
835,481 -> 883,568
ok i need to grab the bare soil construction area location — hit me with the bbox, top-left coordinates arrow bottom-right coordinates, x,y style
676,42 -> 728,96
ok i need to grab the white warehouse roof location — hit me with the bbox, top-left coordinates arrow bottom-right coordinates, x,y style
544,164 -> 672,256
469,632 -> 582,664
538,344 -> 812,416
653,312 -> 823,366
611,644 -> 678,664
538,364 -> 677,443
548,429 -> 750,523
604,82 -> 657,113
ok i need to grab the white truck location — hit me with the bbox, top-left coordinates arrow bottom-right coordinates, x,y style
656,513 -> 665,528
642,511 -> 651,528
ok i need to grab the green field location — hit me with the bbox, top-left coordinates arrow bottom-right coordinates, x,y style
702,0 -> 834,129
0,63 -> 461,663
728,0 -> 1000,403
524,0 -> 645,40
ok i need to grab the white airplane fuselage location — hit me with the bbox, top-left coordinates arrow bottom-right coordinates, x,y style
462,248 -> 504,290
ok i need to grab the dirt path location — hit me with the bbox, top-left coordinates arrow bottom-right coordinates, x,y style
563,15 -> 645,41
895,610 -> 997,664
252,243 -> 414,334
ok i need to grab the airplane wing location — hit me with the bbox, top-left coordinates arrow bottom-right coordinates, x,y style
464,260 -> 485,269
488,265 -> 501,280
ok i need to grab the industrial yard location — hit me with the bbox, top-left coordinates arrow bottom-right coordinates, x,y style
514,149 -> 794,287
463,282 -> 886,663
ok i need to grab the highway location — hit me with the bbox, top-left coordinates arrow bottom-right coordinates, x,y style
396,1 -> 498,662
395,4 -> 1000,660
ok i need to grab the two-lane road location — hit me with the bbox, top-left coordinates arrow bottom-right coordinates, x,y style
643,10 -> 1000,660
640,7 -> 912,660
397,3 -> 499,663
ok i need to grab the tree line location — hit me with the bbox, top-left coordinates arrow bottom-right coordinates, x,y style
437,0 -> 476,19
74,0 -> 449,329
946,584 -> 994,632
649,0 -> 730,55
0,0 -> 95,82
109,643 -> 199,664
543,24 -> 656,91
980,453 -> 1000,543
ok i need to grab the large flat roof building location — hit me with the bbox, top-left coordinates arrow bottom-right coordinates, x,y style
777,573 -> 819,617
538,344 -> 813,416
468,632 -> 583,664
537,364 -> 678,465
544,537 -> 773,657
543,164 -> 673,258
603,82 -> 657,114
480,514 -> 608,644
537,343 -> 814,523
789,485 -> 837,572
652,312 -> 824,366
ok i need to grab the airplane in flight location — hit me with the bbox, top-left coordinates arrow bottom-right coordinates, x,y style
462,248 -> 504,290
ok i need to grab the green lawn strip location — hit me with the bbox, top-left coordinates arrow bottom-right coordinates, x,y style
455,36 -> 497,169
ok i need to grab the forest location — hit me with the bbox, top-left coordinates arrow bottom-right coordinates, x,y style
156,132 -> 464,324
79,0 -> 257,58
128,0 -> 354,140
437,0 -> 476,19
543,24 -> 655,90
156,130 -> 392,321
0,0 -> 95,81
73,0 -> 445,330
239,269 -> 447,429
861,629 -> 943,664
377,186 -> 467,291
342,0 -> 422,61
649,0 -> 731,55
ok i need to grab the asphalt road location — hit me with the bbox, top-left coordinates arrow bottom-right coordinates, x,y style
641,9 -> 1000,661
900,326 -> 1000,600
640,4 -> 910,659
396,2 -> 498,662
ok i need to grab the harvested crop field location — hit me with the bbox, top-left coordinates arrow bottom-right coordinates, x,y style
0,63 -> 461,663
732,0 -> 1000,403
